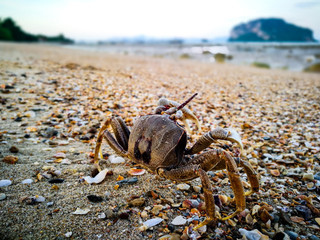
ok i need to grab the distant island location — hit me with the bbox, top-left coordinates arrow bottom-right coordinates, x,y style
0,17 -> 73,44
229,18 -> 316,42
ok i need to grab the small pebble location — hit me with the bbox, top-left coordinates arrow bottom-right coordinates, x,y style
64,232 -> 72,238
239,228 -> 261,240
3,155 -> 18,164
47,201 -> 54,207
72,208 -> 90,215
87,195 -> 103,203
284,230 -> 298,240
176,183 -> 190,191
35,196 -> 46,202
98,212 -> 106,219
295,205 -> 312,220
9,146 -> 19,153
0,179 -> 12,187
48,178 -> 64,184
0,193 -> 6,201
151,205 -> 163,215
21,179 -> 33,184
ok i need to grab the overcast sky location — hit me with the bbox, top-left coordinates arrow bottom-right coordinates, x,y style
1,0 -> 320,41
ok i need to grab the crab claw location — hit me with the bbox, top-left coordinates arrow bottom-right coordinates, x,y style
225,128 -> 244,152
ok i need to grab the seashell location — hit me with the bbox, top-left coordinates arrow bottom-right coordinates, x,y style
84,168 -> 109,184
72,208 -> 90,215
176,183 -> 190,191
143,217 -> 163,228
151,205 -> 163,215
54,152 -> 66,158
21,179 -> 33,184
128,168 -> 146,176
108,155 -> 125,163
0,179 -> 12,187
171,215 -> 187,225
302,173 -> 314,181
270,169 -> 280,176
35,196 -> 46,202
252,205 -> 261,215
239,228 -> 261,240
98,213 -> 106,219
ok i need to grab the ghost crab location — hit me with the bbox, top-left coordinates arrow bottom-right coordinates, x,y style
93,93 -> 259,229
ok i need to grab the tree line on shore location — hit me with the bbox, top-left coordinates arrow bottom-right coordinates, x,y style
0,17 -> 73,44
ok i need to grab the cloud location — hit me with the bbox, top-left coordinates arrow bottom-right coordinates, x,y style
295,1 -> 320,8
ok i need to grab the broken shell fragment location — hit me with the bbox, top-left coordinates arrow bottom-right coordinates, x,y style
84,168 -> 109,184
3,155 -> 18,164
108,155 -> 125,164
72,208 -> 90,215
139,217 -> 163,231
171,215 -> 187,225
128,168 -> 146,176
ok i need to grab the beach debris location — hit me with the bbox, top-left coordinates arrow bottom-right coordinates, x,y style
108,155 -> 125,164
128,197 -> 145,207
83,168 -> 109,184
0,193 -> 6,201
48,178 -> 64,184
3,155 -> 18,164
9,146 -> 19,153
171,215 -> 187,225
176,183 -> 190,191
87,195 -> 103,203
128,168 -> 146,176
138,217 -> 164,231
21,179 -> 33,184
116,177 -> 138,187
98,212 -> 106,219
72,208 -> 90,215
64,232 -> 72,238
0,180 -> 12,187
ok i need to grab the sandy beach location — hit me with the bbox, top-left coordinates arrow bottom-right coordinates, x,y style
0,42 -> 320,240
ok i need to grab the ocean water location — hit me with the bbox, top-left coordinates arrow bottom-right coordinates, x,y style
66,42 -> 320,72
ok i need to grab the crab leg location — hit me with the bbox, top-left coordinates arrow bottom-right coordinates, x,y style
157,165 -> 215,229
186,127 -> 243,155
188,149 -> 246,220
238,159 -> 260,196
93,117 -> 129,171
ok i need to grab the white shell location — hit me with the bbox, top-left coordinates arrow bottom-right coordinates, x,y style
171,215 -> 187,225
84,169 -> 109,184
72,208 -> 90,215
177,183 -> 190,191
0,180 -> 12,187
35,196 -> 46,202
108,155 -> 125,164
143,218 -> 163,228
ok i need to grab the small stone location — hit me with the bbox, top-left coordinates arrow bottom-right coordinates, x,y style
176,183 -> 190,191
105,209 -> 115,219
302,173 -> 314,181
315,217 -> 320,226
141,211 -> 148,218
151,205 -> 163,215
193,186 -> 201,193
0,193 -> 6,200
284,230 -> 298,240
54,152 -> 66,158
65,232 -> 72,238
48,178 -> 64,184
98,212 -> 106,219
260,208 -> 273,223
35,196 -> 46,202
171,215 -> 187,225
239,228 -> 261,240
3,155 -> 18,164
129,197 -> 145,207
9,146 -> 19,153
47,202 -> 54,207
118,210 -> 130,219
0,180 -> 12,187
295,205 -> 312,220
87,195 -> 103,203
21,179 -> 33,184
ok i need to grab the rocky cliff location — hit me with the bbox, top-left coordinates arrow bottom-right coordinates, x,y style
229,18 -> 315,42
